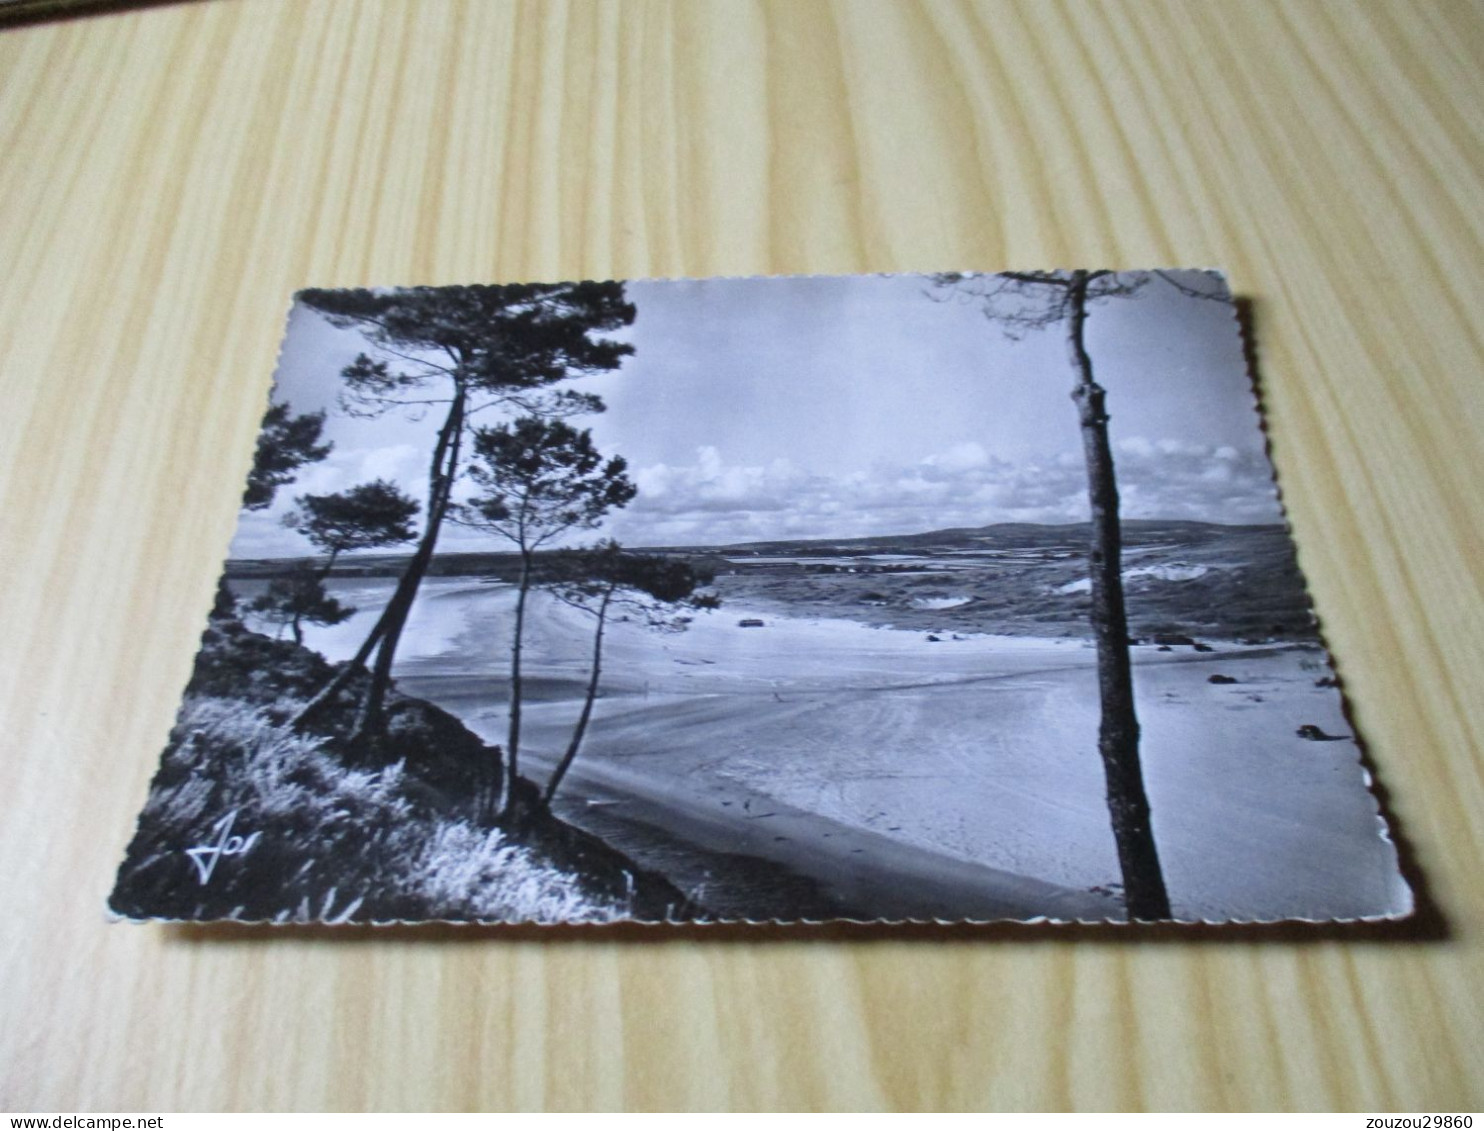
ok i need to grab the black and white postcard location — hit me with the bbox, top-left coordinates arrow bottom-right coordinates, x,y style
110,271 -> 1412,924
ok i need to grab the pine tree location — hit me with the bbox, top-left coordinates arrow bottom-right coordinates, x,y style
250,480 -> 420,645
290,284 -> 635,743
249,566 -> 354,645
242,401 -> 330,511
285,479 -> 420,575
932,270 -> 1228,919
454,419 -> 637,822
544,543 -> 717,807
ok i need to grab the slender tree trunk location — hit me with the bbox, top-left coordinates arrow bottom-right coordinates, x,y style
1067,271 -> 1172,921
290,615 -> 303,646
350,388 -> 467,743
498,548 -> 534,822
291,611 -> 387,729
544,588 -> 613,805
350,523 -> 440,739
316,548 -> 342,583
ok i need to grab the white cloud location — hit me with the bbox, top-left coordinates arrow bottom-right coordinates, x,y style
922,441 -> 990,473
630,447 -> 811,516
604,437 -> 1282,546
358,443 -> 423,485
231,433 -> 1284,558
227,443 -> 429,559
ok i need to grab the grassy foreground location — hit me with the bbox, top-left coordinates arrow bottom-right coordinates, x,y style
110,614 -> 692,923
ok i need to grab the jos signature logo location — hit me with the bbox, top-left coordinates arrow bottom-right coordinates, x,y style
185,809 -> 261,884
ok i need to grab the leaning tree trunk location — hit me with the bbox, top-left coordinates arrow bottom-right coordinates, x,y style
349,388 -> 466,744
291,608 -> 388,729
497,548 -> 535,823
315,547 -> 342,584
350,504 -> 446,740
1067,272 -> 1172,921
544,587 -> 613,805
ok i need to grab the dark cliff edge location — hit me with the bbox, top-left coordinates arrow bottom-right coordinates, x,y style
109,615 -> 696,924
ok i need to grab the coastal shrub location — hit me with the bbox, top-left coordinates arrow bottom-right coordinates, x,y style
112,697 -> 623,923
413,821 -> 622,922
185,618 -> 340,705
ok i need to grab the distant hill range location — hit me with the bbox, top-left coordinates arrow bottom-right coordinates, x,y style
228,519 -> 1318,641
691,518 -> 1273,557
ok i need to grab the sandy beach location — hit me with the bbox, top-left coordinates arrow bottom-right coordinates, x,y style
287,576 -> 1409,922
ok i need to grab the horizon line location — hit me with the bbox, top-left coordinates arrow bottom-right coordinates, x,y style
226,515 -> 1287,563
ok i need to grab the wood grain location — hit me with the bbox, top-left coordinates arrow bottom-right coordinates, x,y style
2,0 -> 1482,1111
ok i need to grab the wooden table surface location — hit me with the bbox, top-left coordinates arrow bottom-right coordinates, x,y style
2,0 -> 1482,1112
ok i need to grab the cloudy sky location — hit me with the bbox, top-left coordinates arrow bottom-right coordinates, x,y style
229,271 -> 1282,558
